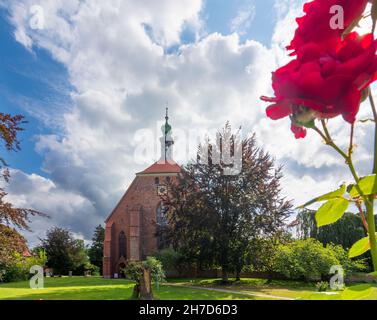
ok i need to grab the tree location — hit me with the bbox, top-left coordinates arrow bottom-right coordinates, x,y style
0,224 -> 28,268
293,209 -> 374,249
88,225 -> 105,274
0,113 -> 44,230
0,113 -> 45,279
162,124 -> 292,282
246,230 -> 292,281
40,227 -> 88,275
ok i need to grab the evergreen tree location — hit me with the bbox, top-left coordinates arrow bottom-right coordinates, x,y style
88,225 -> 105,274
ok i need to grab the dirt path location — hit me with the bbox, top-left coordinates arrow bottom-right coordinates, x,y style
164,282 -> 295,300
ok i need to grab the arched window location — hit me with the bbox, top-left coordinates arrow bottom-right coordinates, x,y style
156,203 -> 168,226
119,231 -> 126,258
156,203 -> 168,250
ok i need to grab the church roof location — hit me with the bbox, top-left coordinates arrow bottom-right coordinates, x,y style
137,161 -> 181,175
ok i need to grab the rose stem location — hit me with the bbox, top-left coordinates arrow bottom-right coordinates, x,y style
368,92 -> 377,271
314,121 -> 377,270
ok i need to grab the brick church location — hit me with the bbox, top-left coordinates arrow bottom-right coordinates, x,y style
103,110 -> 180,278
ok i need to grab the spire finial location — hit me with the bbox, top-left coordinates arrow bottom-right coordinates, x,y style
165,103 -> 169,123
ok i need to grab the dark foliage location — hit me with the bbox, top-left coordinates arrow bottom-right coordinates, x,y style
161,124 -> 292,282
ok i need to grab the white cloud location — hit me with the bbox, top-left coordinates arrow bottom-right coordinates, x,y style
229,2 -> 256,35
3,0 -> 376,246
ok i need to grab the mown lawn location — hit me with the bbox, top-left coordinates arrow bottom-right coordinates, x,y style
167,278 -> 377,300
0,277 -> 376,300
0,277 -> 265,300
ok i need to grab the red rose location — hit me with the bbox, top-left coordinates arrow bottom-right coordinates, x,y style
287,0 -> 369,55
261,32 -> 377,138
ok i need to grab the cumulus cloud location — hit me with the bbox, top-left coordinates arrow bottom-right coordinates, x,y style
3,0 -> 376,246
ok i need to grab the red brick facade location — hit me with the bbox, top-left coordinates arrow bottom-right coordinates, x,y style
103,163 -> 180,278
103,110 -> 179,278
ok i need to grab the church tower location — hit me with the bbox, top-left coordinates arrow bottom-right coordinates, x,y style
103,109 -> 180,278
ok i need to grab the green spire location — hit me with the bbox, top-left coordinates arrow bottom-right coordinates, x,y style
164,107 -> 171,135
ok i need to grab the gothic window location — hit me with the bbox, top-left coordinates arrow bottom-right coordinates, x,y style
156,203 -> 168,250
119,231 -> 126,258
156,203 -> 168,226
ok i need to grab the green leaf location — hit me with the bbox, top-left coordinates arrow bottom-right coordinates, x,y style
298,184 -> 346,208
315,198 -> 349,228
349,175 -> 377,198
349,236 -> 371,258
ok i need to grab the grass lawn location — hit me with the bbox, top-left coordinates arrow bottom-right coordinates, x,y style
167,278 -> 377,300
0,277 -> 376,300
0,277 -> 266,300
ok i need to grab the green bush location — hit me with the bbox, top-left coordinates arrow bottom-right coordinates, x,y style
73,262 -> 100,276
1,250 -> 47,283
153,248 -> 186,275
315,281 -> 329,292
124,257 -> 165,283
274,238 -> 365,282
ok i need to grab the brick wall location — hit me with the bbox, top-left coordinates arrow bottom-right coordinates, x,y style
103,174 -> 177,278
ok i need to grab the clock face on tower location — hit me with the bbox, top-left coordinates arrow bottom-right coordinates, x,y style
156,184 -> 168,196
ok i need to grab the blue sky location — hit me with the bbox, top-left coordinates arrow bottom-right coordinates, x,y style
2,0 -> 370,246
204,0 -> 276,45
0,9 -> 72,177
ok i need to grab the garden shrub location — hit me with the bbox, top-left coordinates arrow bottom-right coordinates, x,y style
153,248 -> 186,275
1,250 -> 47,283
73,262 -> 100,276
274,238 -> 365,282
315,281 -> 329,292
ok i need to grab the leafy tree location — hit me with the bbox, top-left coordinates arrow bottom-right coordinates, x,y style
88,225 -> 104,274
245,232 -> 290,276
293,209 -> 374,249
40,227 -> 88,275
0,112 -> 47,283
162,124 -> 292,282
0,113 -> 44,230
0,224 -> 28,268
0,113 -> 46,280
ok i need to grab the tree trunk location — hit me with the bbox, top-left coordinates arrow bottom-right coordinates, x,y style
235,270 -> 240,282
221,267 -> 229,283
132,283 -> 140,299
139,268 -> 154,300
